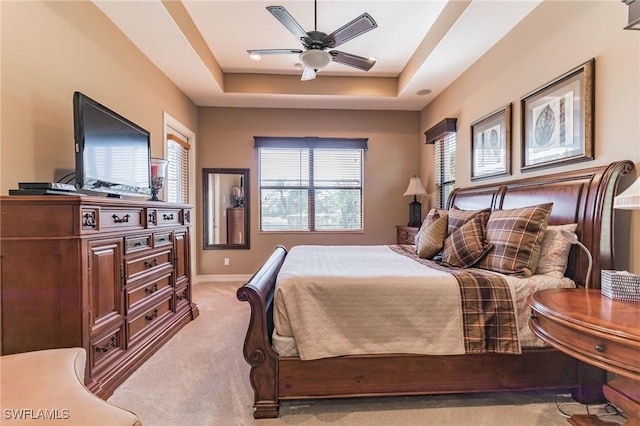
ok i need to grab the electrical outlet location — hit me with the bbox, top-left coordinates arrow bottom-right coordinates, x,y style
224,258 -> 230,266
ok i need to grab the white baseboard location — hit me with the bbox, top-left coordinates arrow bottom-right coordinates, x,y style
194,274 -> 253,284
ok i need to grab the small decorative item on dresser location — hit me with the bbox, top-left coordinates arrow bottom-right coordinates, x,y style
149,158 -> 169,201
601,270 -> 640,302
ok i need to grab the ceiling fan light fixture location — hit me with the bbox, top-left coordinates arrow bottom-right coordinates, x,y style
299,49 -> 332,70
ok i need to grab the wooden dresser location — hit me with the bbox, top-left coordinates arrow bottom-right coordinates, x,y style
227,207 -> 245,244
0,195 -> 198,398
529,288 -> 640,425
395,225 -> 418,245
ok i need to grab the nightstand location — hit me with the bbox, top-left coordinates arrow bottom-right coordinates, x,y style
396,225 -> 418,245
529,288 -> 640,426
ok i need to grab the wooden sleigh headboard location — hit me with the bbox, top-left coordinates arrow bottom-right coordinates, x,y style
448,160 -> 635,289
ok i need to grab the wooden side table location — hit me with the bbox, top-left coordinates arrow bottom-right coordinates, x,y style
396,225 -> 418,245
529,288 -> 640,425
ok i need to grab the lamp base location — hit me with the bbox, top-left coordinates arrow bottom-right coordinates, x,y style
408,200 -> 422,228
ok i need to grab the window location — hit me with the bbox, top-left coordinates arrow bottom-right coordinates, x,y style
425,118 -> 457,209
435,133 -> 456,208
255,137 -> 367,232
166,133 -> 190,203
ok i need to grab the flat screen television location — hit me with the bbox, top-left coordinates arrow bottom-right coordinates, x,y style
74,91 -> 151,197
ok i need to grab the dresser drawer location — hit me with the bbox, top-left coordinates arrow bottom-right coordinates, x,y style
125,248 -> 173,281
531,313 -> 640,375
175,283 -> 190,311
157,209 -> 181,226
126,272 -> 173,313
89,324 -> 126,376
125,234 -> 152,253
153,232 -> 172,247
127,294 -> 174,346
100,208 -> 144,231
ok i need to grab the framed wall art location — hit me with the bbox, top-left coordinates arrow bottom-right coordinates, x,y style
471,103 -> 511,181
521,58 -> 594,171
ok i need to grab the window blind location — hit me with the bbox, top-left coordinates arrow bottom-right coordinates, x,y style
435,132 -> 456,209
256,137 -> 365,232
166,133 -> 189,203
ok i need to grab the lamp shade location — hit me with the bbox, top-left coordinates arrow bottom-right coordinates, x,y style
299,49 -> 332,70
403,177 -> 427,197
614,176 -> 640,210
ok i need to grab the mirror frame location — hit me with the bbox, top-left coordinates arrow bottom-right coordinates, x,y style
202,168 -> 250,250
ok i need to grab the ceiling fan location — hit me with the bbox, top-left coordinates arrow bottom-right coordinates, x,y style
247,1 -> 378,81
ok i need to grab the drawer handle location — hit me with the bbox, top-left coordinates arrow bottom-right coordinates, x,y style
145,309 -> 159,321
163,213 -> 174,221
157,237 -> 167,243
595,344 -> 606,353
112,214 -> 130,224
176,292 -> 187,301
95,335 -> 117,353
145,284 -> 158,294
144,259 -> 158,268
529,313 -> 538,320
133,241 -> 143,247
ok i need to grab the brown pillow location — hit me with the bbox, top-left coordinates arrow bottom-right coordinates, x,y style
415,209 -> 448,259
442,207 -> 490,236
441,212 -> 492,268
477,203 -> 553,277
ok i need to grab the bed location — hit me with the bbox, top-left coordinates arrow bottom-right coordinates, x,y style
237,160 -> 635,419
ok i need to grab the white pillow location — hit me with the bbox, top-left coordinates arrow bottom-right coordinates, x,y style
535,223 -> 578,278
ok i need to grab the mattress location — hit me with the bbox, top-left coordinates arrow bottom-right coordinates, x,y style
272,245 -> 575,359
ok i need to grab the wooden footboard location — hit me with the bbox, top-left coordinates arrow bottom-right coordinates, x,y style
236,245 -> 287,419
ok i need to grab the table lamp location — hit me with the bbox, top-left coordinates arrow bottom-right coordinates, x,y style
403,176 -> 427,228
560,230 -> 593,289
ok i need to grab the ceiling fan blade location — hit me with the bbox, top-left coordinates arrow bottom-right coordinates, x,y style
301,67 -> 317,81
247,49 -> 303,56
323,13 -> 377,48
329,50 -> 376,71
266,6 -> 308,43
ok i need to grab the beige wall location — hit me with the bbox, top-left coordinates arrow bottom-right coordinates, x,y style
421,1 -> 640,273
1,1 -> 197,190
197,107 -> 421,275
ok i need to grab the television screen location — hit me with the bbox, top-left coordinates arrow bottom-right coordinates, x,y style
74,92 -> 150,196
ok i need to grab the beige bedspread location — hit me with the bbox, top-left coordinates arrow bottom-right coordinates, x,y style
274,245 -> 521,360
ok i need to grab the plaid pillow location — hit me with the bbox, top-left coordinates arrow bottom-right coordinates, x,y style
441,212 -> 492,268
442,207 -> 490,236
415,209 -> 448,259
477,203 -> 553,277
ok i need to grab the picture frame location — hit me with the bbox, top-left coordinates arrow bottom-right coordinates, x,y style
471,103 -> 511,181
521,59 -> 594,171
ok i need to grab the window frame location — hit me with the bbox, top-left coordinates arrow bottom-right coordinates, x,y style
255,136 -> 367,233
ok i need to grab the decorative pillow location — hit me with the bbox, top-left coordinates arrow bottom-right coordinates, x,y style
415,209 -> 448,259
441,212 -> 492,268
535,223 -> 578,278
441,207 -> 490,236
477,203 -> 553,277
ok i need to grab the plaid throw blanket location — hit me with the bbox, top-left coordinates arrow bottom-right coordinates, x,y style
389,245 -> 520,354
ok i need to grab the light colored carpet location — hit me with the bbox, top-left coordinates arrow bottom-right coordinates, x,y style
108,281 -> 623,426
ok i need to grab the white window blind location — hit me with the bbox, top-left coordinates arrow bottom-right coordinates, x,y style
166,133 -> 189,203
435,132 -> 456,209
255,137 -> 366,232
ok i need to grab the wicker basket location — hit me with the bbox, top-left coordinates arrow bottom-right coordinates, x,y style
601,270 -> 640,302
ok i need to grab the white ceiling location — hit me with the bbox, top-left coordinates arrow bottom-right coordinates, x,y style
94,0 -> 542,111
